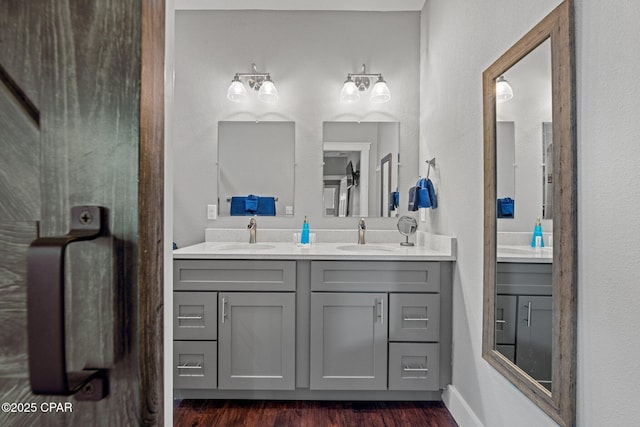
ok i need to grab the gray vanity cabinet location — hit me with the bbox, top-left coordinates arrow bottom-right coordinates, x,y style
309,292 -> 388,390
496,263 -> 552,388
173,259 -> 296,393
173,257 -> 452,399
309,260 -> 448,393
218,292 -> 296,390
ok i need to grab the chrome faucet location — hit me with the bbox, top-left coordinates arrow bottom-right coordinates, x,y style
358,218 -> 366,244
248,218 -> 257,243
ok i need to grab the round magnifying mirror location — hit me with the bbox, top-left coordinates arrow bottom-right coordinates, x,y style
397,215 -> 418,246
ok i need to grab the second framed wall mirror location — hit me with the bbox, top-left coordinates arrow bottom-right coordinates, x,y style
482,1 -> 576,426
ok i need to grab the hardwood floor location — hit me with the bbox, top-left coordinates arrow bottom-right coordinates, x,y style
173,400 -> 459,427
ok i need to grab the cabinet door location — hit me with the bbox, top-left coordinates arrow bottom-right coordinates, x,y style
495,294 -> 517,345
218,292 -> 295,390
310,292 -> 388,390
516,295 -> 552,389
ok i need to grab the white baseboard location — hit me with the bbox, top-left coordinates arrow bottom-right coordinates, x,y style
443,385 -> 484,427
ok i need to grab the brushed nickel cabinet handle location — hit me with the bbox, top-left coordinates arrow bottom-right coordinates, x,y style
403,365 -> 429,373
27,206 -> 108,400
177,315 -> 204,320
221,297 -> 227,323
377,299 -> 384,324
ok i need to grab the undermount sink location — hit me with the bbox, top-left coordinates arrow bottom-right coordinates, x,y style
336,244 -> 399,253
217,243 -> 276,251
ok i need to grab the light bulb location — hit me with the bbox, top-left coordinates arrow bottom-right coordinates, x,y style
226,76 -> 247,102
258,77 -> 278,103
340,77 -> 360,103
496,76 -> 513,103
370,77 -> 391,104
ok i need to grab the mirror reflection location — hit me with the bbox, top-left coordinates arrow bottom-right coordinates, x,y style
218,121 -> 295,217
322,122 -> 400,218
494,39 -> 553,391
496,39 -> 552,228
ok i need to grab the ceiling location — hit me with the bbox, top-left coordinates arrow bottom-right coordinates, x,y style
175,0 -> 426,11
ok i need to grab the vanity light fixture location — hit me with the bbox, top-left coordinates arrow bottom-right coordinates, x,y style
496,75 -> 513,103
226,63 -> 279,104
340,64 -> 391,104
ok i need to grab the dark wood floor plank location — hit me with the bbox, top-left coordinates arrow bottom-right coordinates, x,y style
174,400 -> 458,427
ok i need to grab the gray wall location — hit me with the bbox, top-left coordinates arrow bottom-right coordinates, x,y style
421,0 -> 640,426
174,10 -> 420,247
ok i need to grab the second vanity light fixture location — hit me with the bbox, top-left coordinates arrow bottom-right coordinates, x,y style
227,63 -> 279,104
495,75 -> 514,103
340,64 -> 391,104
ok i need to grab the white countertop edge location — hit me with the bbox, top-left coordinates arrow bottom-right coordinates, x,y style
497,245 -> 552,264
174,240 -> 456,261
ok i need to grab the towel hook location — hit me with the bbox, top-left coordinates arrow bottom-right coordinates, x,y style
425,158 -> 436,180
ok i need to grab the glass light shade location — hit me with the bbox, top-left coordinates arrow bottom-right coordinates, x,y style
258,79 -> 279,103
496,76 -> 513,103
340,79 -> 360,103
370,79 -> 391,104
227,79 -> 247,102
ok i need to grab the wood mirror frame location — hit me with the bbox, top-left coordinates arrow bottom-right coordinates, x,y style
482,1 -> 576,426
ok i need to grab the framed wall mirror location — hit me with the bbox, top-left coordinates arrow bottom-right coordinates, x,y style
322,121 -> 400,218
482,1 -> 576,426
218,121 -> 295,217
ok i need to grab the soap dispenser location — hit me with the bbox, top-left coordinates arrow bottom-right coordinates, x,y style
301,216 -> 310,245
531,217 -> 545,248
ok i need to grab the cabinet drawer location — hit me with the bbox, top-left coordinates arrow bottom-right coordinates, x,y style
174,341 -> 217,389
311,261 -> 440,292
388,343 -> 440,391
173,292 -> 217,340
174,260 -> 296,291
389,293 -> 440,342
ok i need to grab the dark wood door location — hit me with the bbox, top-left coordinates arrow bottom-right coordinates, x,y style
0,1 -> 163,425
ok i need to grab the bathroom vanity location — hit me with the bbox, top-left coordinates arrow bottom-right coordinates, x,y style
495,245 -> 553,389
172,234 -> 455,401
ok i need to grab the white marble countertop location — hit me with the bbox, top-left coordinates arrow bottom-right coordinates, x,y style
174,230 -> 456,261
497,245 -> 552,263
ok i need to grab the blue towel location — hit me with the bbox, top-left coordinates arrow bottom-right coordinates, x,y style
231,196 -> 277,216
389,191 -> 399,211
497,197 -> 514,218
230,197 -> 251,215
245,194 -> 258,213
256,197 -> 276,216
425,179 -> 437,209
416,178 -> 431,208
408,186 -> 419,211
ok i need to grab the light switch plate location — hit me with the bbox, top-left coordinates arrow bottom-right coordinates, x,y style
420,208 -> 426,222
207,204 -> 217,220
285,206 -> 293,215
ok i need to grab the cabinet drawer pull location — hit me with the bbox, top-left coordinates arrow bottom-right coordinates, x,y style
403,317 -> 429,322
403,365 -> 429,372
177,363 -> 202,369
495,319 -> 506,324
177,315 -> 203,320
221,297 -> 227,323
